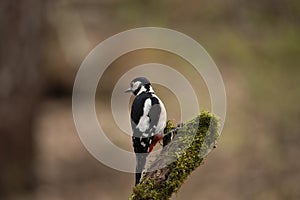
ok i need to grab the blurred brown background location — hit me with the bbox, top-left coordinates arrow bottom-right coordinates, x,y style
1,0 -> 300,199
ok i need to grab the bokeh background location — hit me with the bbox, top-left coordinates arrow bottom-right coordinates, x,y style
1,0 -> 300,199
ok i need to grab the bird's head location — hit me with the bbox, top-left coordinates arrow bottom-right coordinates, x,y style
125,77 -> 153,96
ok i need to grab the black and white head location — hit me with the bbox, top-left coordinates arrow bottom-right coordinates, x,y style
125,77 -> 154,96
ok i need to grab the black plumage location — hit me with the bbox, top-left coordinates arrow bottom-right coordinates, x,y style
125,77 -> 167,185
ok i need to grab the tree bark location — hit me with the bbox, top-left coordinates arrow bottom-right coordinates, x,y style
130,111 -> 219,200
0,0 -> 43,196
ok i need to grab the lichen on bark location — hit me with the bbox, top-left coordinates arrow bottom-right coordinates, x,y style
130,111 -> 220,200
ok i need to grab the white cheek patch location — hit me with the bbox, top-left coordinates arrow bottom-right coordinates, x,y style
132,81 -> 141,91
148,86 -> 154,93
137,85 -> 147,96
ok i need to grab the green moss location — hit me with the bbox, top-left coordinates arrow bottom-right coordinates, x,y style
130,111 -> 220,200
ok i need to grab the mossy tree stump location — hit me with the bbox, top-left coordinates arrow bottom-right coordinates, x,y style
130,111 -> 220,200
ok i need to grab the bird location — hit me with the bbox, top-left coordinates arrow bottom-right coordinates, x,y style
125,77 -> 167,185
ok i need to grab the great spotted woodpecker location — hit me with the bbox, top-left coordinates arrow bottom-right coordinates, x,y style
125,77 -> 167,185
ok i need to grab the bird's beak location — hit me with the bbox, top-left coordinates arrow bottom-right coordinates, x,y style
125,88 -> 132,93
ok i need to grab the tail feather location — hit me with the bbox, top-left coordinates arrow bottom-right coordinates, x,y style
135,154 -> 148,185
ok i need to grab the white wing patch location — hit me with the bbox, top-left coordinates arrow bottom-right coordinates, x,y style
136,98 -> 152,132
142,132 -> 149,137
141,142 -> 146,147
